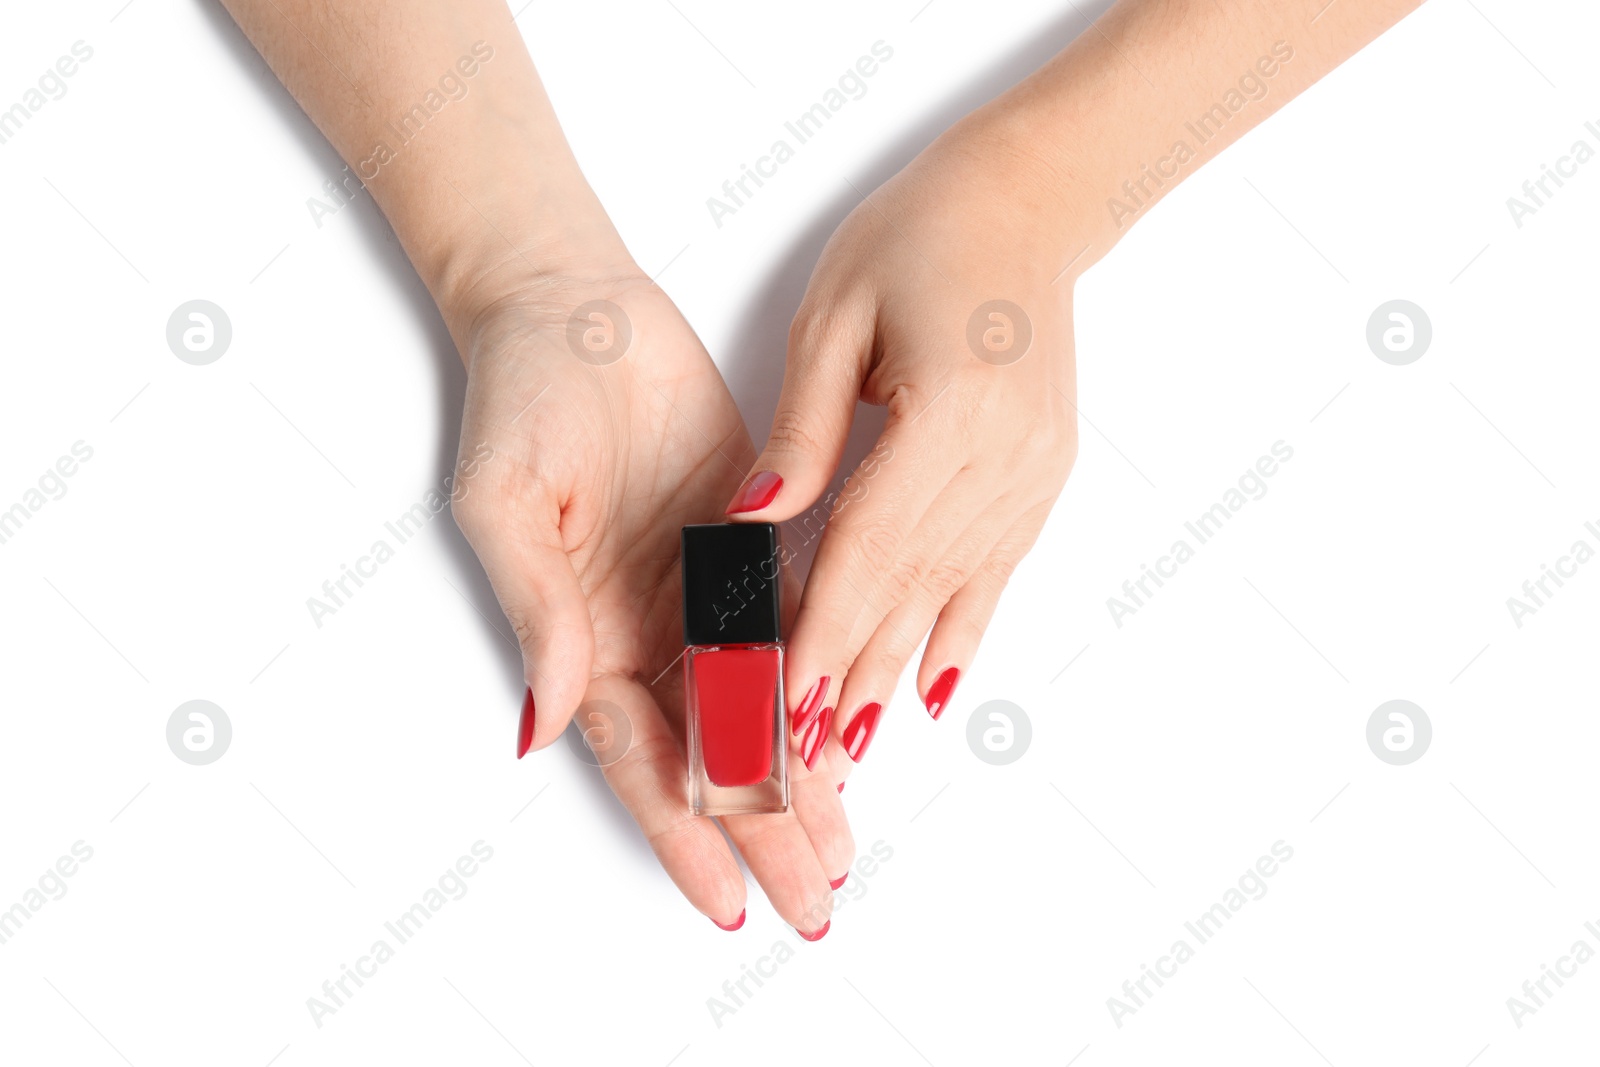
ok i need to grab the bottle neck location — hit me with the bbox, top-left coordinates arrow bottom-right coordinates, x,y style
687,641 -> 783,651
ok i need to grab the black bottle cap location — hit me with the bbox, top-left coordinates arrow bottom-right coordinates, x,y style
681,523 -> 783,646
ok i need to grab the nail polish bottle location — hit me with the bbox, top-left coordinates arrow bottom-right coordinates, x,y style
682,522 -> 787,816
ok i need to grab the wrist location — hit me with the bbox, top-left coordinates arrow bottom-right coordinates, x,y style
353,103 -> 638,356
928,98 -> 1118,286
409,156 -> 636,329
428,197 -> 638,342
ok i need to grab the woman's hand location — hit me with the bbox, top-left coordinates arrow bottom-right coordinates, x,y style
449,265 -> 852,934
726,116 -> 1085,776
724,0 -> 1422,778
218,0 -> 857,933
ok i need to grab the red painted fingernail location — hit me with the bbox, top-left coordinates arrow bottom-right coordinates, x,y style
791,676 -> 830,736
836,781 -> 845,793
801,706 -> 833,771
713,909 -> 746,931
725,471 -> 783,515
796,921 -> 830,942
829,873 -> 848,890
516,687 -> 535,758
842,702 -> 883,763
924,667 -> 960,721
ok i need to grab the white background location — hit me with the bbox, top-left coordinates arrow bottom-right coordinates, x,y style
2,1 -> 1597,1064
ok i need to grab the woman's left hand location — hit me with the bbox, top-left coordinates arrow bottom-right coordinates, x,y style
725,113 -> 1086,778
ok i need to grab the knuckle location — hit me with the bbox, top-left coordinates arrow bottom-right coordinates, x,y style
953,384 -> 999,442
923,553 -> 971,603
967,546 -> 1025,605
880,549 -> 956,615
610,733 -> 682,782
642,812 -> 728,874
788,296 -> 857,357
841,515 -> 903,576
787,304 -> 827,352
501,602 -> 540,654
875,555 -> 921,606
766,408 -> 831,461
643,816 -> 702,855
980,550 -> 1022,589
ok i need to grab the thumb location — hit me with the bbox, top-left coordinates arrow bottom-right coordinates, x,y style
456,487 -> 593,757
725,307 -> 871,520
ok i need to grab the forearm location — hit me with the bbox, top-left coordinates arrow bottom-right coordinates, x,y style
220,0 -> 630,337
962,0 -> 1422,271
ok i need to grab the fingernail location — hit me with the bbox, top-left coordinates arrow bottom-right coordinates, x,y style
836,781 -> 845,793
829,873 -> 848,890
791,676 -> 830,736
801,706 -> 833,771
516,687 -> 536,758
842,702 -> 883,763
725,470 -> 783,515
796,921 -> 830,942
713,909 -> 746,932
924,667 -> 960,721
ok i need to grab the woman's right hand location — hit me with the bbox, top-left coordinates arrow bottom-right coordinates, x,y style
217,0 -> 854,930
446,262 -> 854,936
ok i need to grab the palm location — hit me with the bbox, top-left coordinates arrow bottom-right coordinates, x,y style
456,274 -> 849,934
464,278 -> 755,707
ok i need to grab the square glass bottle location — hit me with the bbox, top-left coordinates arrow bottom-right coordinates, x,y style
681,522 -> 787,815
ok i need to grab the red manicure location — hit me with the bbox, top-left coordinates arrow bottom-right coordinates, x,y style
725,471 -> 783,515
836,781 -> 845,793
791,676 -> 830,736
842,702 -> 883,763
713,909 -> 747,931
829,874 -> 848,890
801,706 -> 833,771
796,921 -> 830,942
516,687 -> 535,758
924,667 -> 960,720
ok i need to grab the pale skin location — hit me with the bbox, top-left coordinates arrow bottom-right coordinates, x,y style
222,0 -> 1421,930
740,0 -> 1422,778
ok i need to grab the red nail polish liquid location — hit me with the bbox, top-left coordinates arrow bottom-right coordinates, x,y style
682,522 -> 787,816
